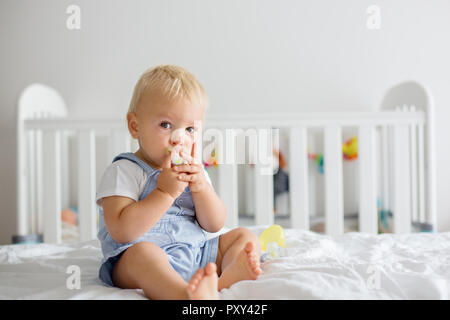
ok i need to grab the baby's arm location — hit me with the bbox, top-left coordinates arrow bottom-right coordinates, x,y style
102,189 -> 174,244
191,183 -> 227,233
102,153 -> 188,244
173,144 -> 226,232
174,169 -> 226,232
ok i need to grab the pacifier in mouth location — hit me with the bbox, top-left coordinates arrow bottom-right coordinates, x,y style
166,145 -> 189,165
166,128 -> 196,165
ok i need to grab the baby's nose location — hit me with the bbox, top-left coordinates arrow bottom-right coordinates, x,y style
170,139 -> 181,147
170,128 -> 186,145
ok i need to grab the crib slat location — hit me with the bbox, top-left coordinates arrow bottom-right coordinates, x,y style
253,128 -> 275,226
392,124 -> 411,233
324,126 -> 344,235
42,130 -> 62,243
35,130 -> 44,234
27,130 -> 36,234
289,127 -> 309,229
17,122 -> 28,236
218,164 -> 239,228
381,126 -> 390,213
417,124 -> 426,223
60,132 -> 70,211
216,128 -> 238,228
358,126 -> 378,234
78,130 -> 98,241
410,123 -> 419,222
253,163 -> 274,226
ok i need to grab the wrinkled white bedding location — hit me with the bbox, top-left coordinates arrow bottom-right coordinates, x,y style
1,226 -> 449,300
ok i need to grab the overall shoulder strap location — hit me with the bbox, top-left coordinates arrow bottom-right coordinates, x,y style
112,152 -> 159,176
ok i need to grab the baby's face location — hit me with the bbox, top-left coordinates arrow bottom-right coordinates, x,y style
131,90 -> 205,170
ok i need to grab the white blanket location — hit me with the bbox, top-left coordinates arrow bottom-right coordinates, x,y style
1,227 -> 449,300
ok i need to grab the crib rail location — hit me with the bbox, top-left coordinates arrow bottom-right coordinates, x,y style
24,119 -> 131,243
23,109 -> 433,243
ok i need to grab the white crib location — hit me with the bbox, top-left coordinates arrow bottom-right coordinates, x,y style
16,81 -> 437,244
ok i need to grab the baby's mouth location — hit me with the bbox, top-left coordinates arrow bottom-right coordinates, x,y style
166,146 -> 190,165
165,146 -> 182,155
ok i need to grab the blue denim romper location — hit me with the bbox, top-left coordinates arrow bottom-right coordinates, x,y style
97,152 -> 220,287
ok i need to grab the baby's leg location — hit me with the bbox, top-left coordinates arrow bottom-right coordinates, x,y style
215,227 -> 262,290
112,241 -> 218,300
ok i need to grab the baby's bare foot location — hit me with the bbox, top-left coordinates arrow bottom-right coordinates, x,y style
186,263 -> 219,300
218,242 -> 262,290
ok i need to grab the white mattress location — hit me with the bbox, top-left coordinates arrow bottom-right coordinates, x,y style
1,226 -> 449,300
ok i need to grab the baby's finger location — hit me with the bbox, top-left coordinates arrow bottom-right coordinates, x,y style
181,152 -> 200,165
181,152 -> 194,164
191,142 -> 202,164
191,141 -> 196,159
162,149 -> 173,169
178,174 -> 197,182
173,164 -> 199,173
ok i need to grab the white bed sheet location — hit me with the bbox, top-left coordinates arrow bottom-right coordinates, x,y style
1,226 -> 449,300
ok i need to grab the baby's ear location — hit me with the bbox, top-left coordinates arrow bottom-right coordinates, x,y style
126,112 -> 139,139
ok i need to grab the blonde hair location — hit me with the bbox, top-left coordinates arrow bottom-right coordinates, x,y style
128,65 -> 208,114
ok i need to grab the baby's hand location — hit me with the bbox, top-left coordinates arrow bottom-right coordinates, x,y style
173,142 -> 208,193
157,152 -> 188,199
174,163 -> 207,193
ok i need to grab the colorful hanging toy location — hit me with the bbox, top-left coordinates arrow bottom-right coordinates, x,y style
203,148 -> 218,168
308,136 -> 358,174
342,136 -> 358,160
308,152 -> 324,174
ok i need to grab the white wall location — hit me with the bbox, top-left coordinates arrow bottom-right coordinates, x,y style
1,0 -> 449,244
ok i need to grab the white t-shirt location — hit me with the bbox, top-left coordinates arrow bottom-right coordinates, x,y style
96,159 -> 213,206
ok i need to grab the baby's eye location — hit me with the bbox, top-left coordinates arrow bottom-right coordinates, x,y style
160,122 -> 172,129
186,127 -> 195,134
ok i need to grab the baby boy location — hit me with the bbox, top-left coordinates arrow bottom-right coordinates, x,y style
96,65 -> 261,299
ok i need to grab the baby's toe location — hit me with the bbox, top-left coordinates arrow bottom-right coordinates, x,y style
189,269 -> 204,286
244,241 -> 255,253
204,262 -> 217,275
248,252 -> 258,264
253,266 -> 262,274
194,267 -> 205,278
